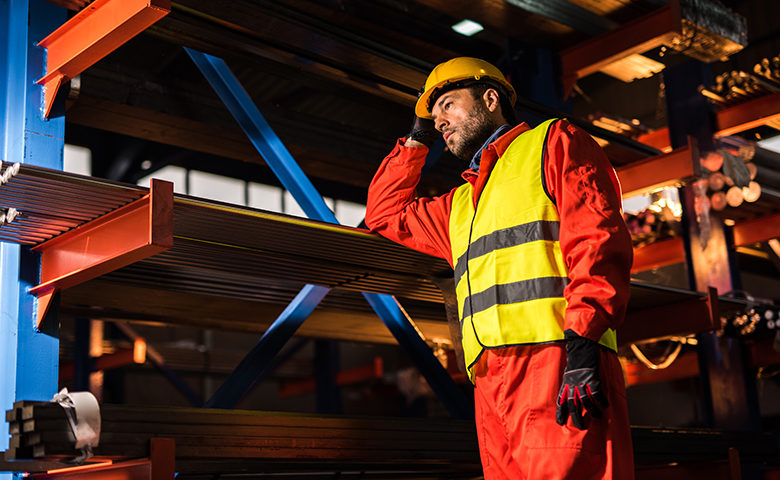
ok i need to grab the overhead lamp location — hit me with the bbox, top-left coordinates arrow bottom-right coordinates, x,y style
452,19 -> 484,37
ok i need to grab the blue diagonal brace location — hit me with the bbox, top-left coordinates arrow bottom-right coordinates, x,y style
186,48 -> 471,418
206,284 -> 328,408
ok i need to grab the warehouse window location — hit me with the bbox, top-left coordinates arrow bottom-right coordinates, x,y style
137,166 -> 187,194
248,182 -> 282,211
189,170 -> 245,205
137,168 -> 365,226
63,144 -> 91,175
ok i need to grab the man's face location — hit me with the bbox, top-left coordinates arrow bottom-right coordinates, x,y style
431,88 -> 500,162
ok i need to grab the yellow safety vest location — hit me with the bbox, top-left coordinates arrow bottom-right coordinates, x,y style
449,119 -> 617,382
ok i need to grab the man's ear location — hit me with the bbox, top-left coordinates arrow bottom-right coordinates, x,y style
482,88 -> 501,112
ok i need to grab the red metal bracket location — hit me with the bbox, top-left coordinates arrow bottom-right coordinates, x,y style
632,237 -> 685,273
32,438 -> 175,479
29,179 -> 173,328
60,339 -> 146,380
716,91 -> 780,137
36,0 -> 171,118
279,357 -> 384,398
616,136 -> 700,199
733,212 -> 780,246
619,287 -> 719,346
559,0 -> 682,97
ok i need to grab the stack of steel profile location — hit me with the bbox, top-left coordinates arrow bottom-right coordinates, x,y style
0,163 -> 450,324
3,401 -> 480,475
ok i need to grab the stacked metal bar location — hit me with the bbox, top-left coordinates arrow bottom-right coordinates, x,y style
0,163 -> 450,311
699,55 -> 780,107
0,162 -> 145,245
4,402 -> 480,472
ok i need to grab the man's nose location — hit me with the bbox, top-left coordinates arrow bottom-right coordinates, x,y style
435,117 -> 447,132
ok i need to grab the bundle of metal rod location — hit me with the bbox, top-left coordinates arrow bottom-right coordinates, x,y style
0,163 -> 450,306
753,56 -> 780,87
4,402 -> 480,467
0,162 -> 146,245
700,68 -> 780,107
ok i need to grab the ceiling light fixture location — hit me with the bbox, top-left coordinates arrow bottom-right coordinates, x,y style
452,19 -> 484,37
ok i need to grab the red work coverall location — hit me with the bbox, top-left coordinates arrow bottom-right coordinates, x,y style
366,120 -> 635,479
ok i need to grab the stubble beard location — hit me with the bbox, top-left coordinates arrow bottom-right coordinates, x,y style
448,102 -> 502,163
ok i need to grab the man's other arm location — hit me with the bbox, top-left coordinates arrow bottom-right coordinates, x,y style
365,139 -> 455,264
544,120 -> 633,342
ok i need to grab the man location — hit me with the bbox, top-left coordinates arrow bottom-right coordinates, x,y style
365,57 -> 634,479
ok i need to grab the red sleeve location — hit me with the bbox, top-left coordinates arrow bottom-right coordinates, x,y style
544,120 -> 633,341
365,139 -> 455,265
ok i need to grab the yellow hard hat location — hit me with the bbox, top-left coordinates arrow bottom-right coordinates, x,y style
415,57 -> 517,119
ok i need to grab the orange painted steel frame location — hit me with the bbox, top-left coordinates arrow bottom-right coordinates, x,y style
32,438 -> 175,480
619,287 -> 719,346
631,212 -> 780,274
732,212 -> 780,246
29,179 -> 173,327
624,350 -> 699,387
716,91 -> 780,137
616,137 -> 699,199
279,357 -> 384,397
37,0 -> 170,118
59,340 -> 146,380
637,127 -> 672,153
559,0 -> 681,97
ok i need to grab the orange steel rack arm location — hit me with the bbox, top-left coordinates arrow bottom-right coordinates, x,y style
29,179 -> 173,328
36,0 -> 170,118
631,212 -> 780,274
616,137 -> 700,200
619,287 -> 719,346
715,91 -> 780,137
30,438 -> 175,480
732,212 -> 780,246
559,0 -> 681,97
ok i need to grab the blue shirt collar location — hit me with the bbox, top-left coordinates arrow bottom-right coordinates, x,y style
469,124 -> 512,172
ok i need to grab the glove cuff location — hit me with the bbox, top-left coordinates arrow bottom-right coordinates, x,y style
563,329 -> 600,371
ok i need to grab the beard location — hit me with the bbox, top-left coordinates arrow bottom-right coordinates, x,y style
446,102 -> 503,162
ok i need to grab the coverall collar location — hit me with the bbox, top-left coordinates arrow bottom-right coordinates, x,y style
468,124 -> 512,172
462,122 -> 531,184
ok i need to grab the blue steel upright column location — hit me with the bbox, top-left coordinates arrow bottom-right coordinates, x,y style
664,60 -> 761,438
0,1 -> 66,476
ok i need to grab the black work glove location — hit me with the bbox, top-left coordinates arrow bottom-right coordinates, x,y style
555,329 -> 609,430
407,115 -> 439,147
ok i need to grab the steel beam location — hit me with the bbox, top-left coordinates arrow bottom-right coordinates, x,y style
637,127 -> 672,153
559,1 -> 682,97
28,179 -> 173,327
620,287 -> 719,346
632,237 -> 685,273
715,91 -> 780,138
1,4 -> 67,478
113,321 -> 203,407
36,0 -> 170,118
616,137 -> 699,199
187,48 -> 471,418
31,438 -> 175,480
665,59 -> 760,433
280,357 -> 383,398
205,284 -> 329,408
732,212 -> 780,247
624,350 -> 699,387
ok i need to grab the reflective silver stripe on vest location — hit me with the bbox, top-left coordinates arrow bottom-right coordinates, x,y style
454,220 -> 560,285
461,276 -> 569,321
